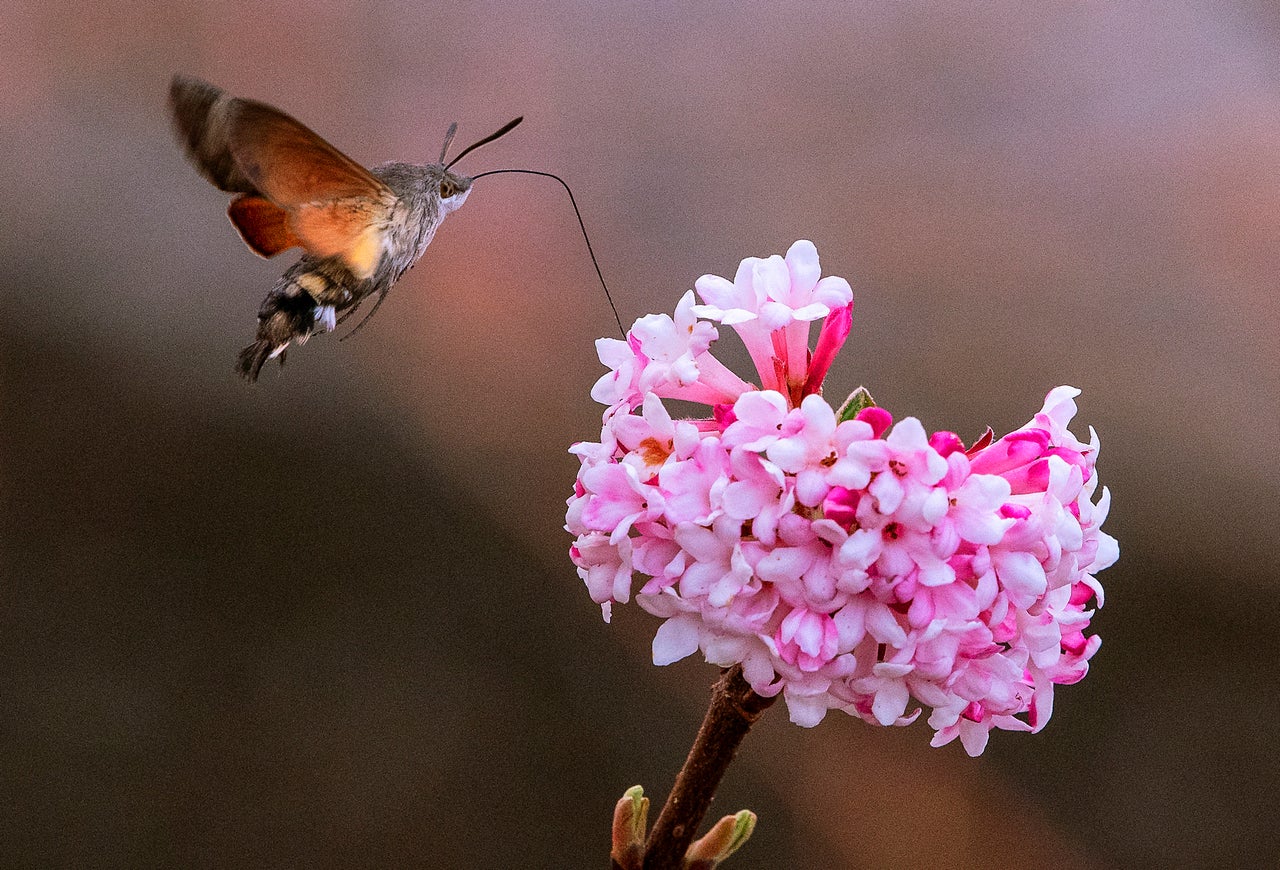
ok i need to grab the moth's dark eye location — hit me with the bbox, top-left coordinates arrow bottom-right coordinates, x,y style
440,180 -> 457,198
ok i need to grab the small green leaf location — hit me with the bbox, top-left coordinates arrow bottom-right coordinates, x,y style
837,386 -> 877,423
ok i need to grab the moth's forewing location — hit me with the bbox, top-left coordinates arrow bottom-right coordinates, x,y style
169,76 -> 259,194
226,99 -> 388,205
169,75 -> 395,279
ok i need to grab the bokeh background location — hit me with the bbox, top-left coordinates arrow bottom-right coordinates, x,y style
3,1 -> 1278,867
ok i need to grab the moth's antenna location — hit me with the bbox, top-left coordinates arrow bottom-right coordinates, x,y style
446,117 -> 524,170
471,168 -> 625,337
438,122 -> 458,164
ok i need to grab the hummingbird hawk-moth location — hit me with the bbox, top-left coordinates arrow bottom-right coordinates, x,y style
168,75 -> 523,381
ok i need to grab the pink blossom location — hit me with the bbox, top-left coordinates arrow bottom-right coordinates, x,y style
567,241 -> 1117,753
591,292 -> 752,409
871,417 -> 949,522
578,461 -> 663,542
570,532 -> 633,622
693,240 -> 853,399
775,606 -> 840,673
803,302 -> 853,397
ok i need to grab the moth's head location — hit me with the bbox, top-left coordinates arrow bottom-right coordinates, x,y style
438,169 -> 473,214
436,116 -> 523,216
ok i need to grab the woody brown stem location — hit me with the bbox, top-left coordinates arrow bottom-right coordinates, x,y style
642,665 -> 776,870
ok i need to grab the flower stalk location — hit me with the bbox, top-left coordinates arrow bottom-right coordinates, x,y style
642,666 -> 776,870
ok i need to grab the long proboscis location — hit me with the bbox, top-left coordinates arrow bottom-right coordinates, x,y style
471,168 -> 625,337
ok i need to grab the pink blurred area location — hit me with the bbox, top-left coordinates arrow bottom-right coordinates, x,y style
2,1 -> 1278,866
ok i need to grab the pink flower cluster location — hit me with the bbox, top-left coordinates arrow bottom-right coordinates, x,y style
566,241 -> 1117,755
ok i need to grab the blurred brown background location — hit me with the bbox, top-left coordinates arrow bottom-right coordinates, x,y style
2,1 -> 1278,867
